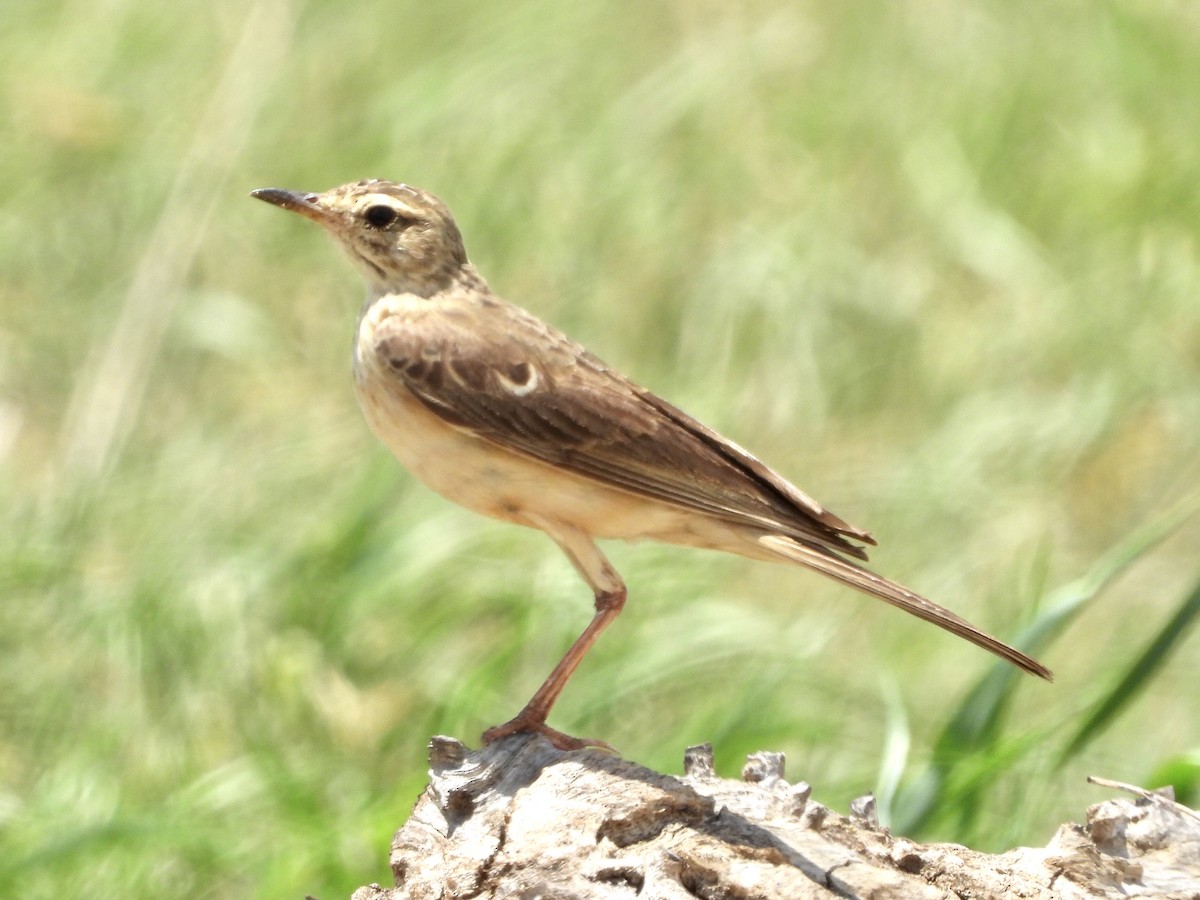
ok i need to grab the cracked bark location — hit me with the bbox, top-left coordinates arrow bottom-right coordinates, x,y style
348,735 -> 1200,899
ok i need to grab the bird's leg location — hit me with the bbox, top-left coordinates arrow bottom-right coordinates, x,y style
482,586 -> 625,749
483,522 -> 625,751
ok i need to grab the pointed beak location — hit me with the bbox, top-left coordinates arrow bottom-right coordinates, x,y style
250,188 -> 340,227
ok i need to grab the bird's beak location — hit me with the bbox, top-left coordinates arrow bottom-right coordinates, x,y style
250,188 -> 340,227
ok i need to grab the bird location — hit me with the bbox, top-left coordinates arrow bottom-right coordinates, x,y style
251,179 -> 1051,749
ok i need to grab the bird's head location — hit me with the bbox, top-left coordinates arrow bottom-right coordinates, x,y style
251,179 -> 469,296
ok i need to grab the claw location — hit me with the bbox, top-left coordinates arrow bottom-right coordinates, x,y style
482,712 -> 615,753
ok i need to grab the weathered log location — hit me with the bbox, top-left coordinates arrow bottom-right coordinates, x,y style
348,735 -> 1200,899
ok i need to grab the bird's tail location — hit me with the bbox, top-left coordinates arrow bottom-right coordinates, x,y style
757,534 -> 1052,680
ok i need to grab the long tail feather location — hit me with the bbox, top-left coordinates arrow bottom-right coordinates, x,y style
758,534 -> 1052,680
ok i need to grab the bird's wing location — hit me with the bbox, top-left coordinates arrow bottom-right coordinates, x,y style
371,298 -> 872,557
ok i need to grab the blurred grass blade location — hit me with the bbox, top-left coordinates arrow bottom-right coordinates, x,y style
1057,576 -> 1200,767
1148,751 -> 1200,808
892,497 -> 1200,835
944,495 -> 1199,752
1006,497 -> 1200,664
58,0 -> 295,478
874,674 -> 911,828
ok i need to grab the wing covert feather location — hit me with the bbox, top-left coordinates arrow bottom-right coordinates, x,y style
371,302 -> 869,557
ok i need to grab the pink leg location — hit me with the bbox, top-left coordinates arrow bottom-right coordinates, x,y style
483,521 -> 626,751
482,586 -> 625,750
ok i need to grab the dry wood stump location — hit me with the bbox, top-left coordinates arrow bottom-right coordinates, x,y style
348,735 -> 1200,899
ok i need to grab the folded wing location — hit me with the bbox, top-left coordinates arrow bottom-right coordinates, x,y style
372,299 -> 873,559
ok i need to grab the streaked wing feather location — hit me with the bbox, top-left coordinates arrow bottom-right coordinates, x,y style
373,304 -> 869,557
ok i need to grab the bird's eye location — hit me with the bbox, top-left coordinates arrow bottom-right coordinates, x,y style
364,204 -> 399,228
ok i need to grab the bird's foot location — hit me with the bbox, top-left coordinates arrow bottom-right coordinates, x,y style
482,711 -> 615,753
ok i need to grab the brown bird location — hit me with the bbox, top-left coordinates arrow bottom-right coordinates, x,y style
251,180 -> 1051,749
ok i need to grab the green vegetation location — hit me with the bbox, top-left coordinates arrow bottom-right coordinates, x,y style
2,1 -> 1199,896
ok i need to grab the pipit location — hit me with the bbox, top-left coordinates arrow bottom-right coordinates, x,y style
251,180 -> 1051,749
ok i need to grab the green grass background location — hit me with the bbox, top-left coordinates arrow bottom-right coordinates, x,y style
3,0 -> 1200,896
